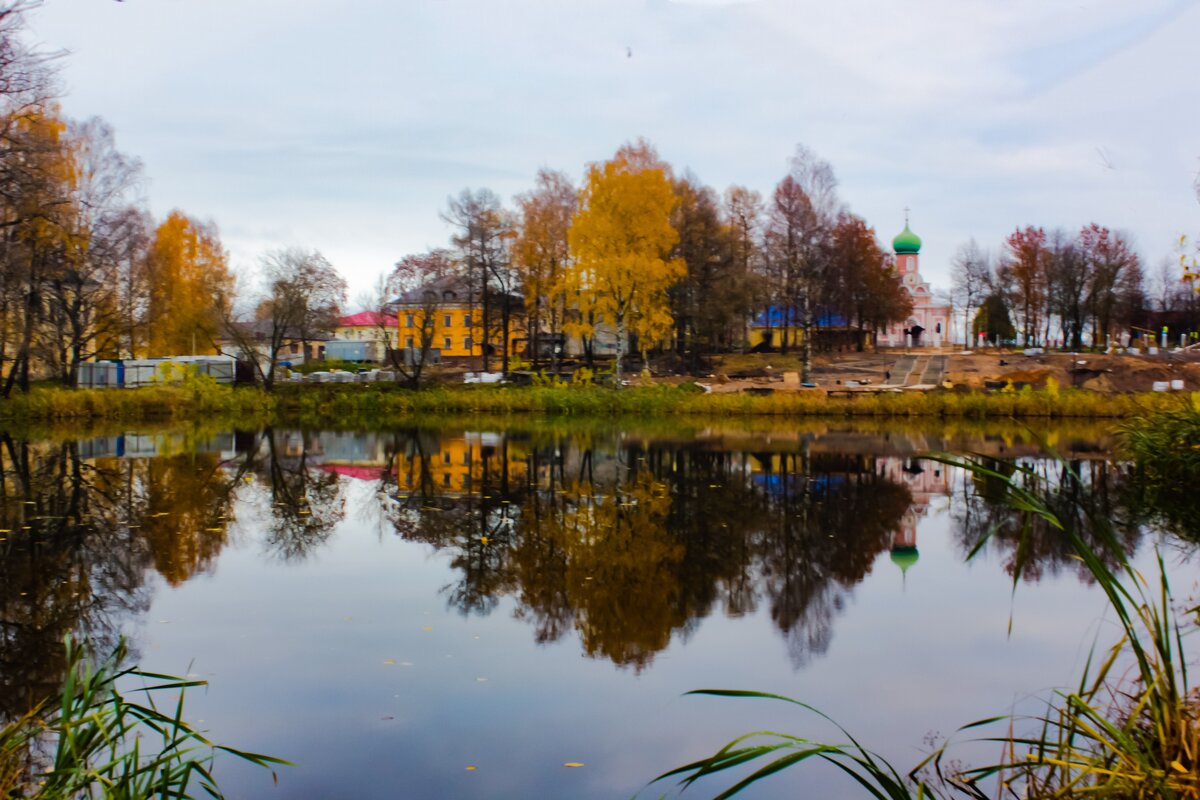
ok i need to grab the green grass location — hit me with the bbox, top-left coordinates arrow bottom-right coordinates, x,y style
0,381 -> 275,425
0,636 -> 287,799
649,454 -> 1200,800
0,379 -> 1187,426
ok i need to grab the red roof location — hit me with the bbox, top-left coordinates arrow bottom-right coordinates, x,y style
320,464 -> 388,481
338,310 -> 397,328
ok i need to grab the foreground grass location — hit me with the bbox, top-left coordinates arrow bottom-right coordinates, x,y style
0,380 -> 1192,425
1,637 -> 286,799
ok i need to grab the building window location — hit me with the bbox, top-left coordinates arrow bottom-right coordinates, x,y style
464,336 -> 472,351
464,314 -> 472,327
443,472 -> 451,486
443,451 -> 451,464
443,336 -> 452,350
405,314 -> 414,328
405,336 -> 414,348
444,313 -> 452,327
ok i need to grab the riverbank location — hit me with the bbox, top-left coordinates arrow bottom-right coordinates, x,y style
0,379 -> 1193,425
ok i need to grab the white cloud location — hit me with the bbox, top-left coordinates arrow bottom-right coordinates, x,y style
25,0 -> 1200,295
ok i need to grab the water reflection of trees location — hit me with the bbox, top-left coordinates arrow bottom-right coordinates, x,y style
0,433 -> 248,721
950,457 -> 1139,582
1,424 -> 1161,713
253,429 -> 344,561
373,431 -> 918,671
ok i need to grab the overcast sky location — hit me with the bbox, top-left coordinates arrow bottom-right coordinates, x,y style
27,0 -> 1200,301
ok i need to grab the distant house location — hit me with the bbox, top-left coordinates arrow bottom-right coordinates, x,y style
327,310 -> 397,362
216,321 -> 327,366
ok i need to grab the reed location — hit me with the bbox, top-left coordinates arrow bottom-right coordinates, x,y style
0,636 -> 287,799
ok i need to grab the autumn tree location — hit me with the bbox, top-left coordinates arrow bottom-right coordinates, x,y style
827,212 -> 911,351
724,185 -> 765,351
998,226 -> 1049,346
763,146 -> 839,381
0,109 -> 75,396
144,211 -> 232,356
669,173 -> 739,368
950,238 -> 991,348
1079,223 -> 1141,347
513,168 -> 575,372
565,139 -> 684,382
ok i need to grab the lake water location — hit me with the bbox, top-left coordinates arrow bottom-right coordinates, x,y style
0,421 -> 1194,799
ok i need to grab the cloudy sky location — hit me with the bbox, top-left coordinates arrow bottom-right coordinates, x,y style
27,0 -> 1200,300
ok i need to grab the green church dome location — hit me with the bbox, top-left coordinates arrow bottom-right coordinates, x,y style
890,546 -> 919,573
893,224 -> 922,254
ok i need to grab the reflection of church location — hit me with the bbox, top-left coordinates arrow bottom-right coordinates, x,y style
879,216 -> 953,348
879,457 -> 951,583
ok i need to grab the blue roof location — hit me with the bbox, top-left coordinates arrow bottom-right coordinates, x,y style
750,307 -> 850,329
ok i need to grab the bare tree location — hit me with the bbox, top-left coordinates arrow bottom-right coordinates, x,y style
44,117 -> 144,385
442,188 -> 514,373
950,238 -> 991,349
219,248 -> 343,391
385,248 -> 464,388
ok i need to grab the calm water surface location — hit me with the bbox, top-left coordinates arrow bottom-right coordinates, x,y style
0,421 -> 1194,799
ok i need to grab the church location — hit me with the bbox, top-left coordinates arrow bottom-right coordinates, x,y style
879,217 -> 952,348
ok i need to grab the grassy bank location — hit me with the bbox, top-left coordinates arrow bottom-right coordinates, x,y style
273,382 -> 1186,422
0,381 -> 275,425
1,380 -> 1192,425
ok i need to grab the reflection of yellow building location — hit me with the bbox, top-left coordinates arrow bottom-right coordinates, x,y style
392,435 -> 528,494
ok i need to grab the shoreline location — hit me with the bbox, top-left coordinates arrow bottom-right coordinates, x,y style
0,381 -> 1190,426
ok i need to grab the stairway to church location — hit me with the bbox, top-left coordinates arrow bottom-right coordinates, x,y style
918,355 -> 947,385
884,356 -> 916,386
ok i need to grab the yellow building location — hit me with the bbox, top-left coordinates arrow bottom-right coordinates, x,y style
393,287 -> 523,361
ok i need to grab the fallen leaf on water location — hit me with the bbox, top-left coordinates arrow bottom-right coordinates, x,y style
381,715 -> 394,721
422,626 -> 433,631
465,765 -> 477,772
480,536 -> 489,545
383,659 -> 396,666
563,762 -> 584,768
399,661 -> 414,667
476,677 -> 488,682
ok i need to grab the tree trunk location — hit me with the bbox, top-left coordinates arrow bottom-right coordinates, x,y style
800,295 -> 813,384
614,311 -> 625,387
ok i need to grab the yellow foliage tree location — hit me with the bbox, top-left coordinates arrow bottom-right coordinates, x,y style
566,140 -> 683,380
144,211 -> 232,356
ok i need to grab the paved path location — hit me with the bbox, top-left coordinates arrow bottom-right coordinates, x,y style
883,356 -> 917,386
919,355 -> 947,385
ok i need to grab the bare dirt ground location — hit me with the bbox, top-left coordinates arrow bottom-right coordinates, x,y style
688,349 -> 1200,395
